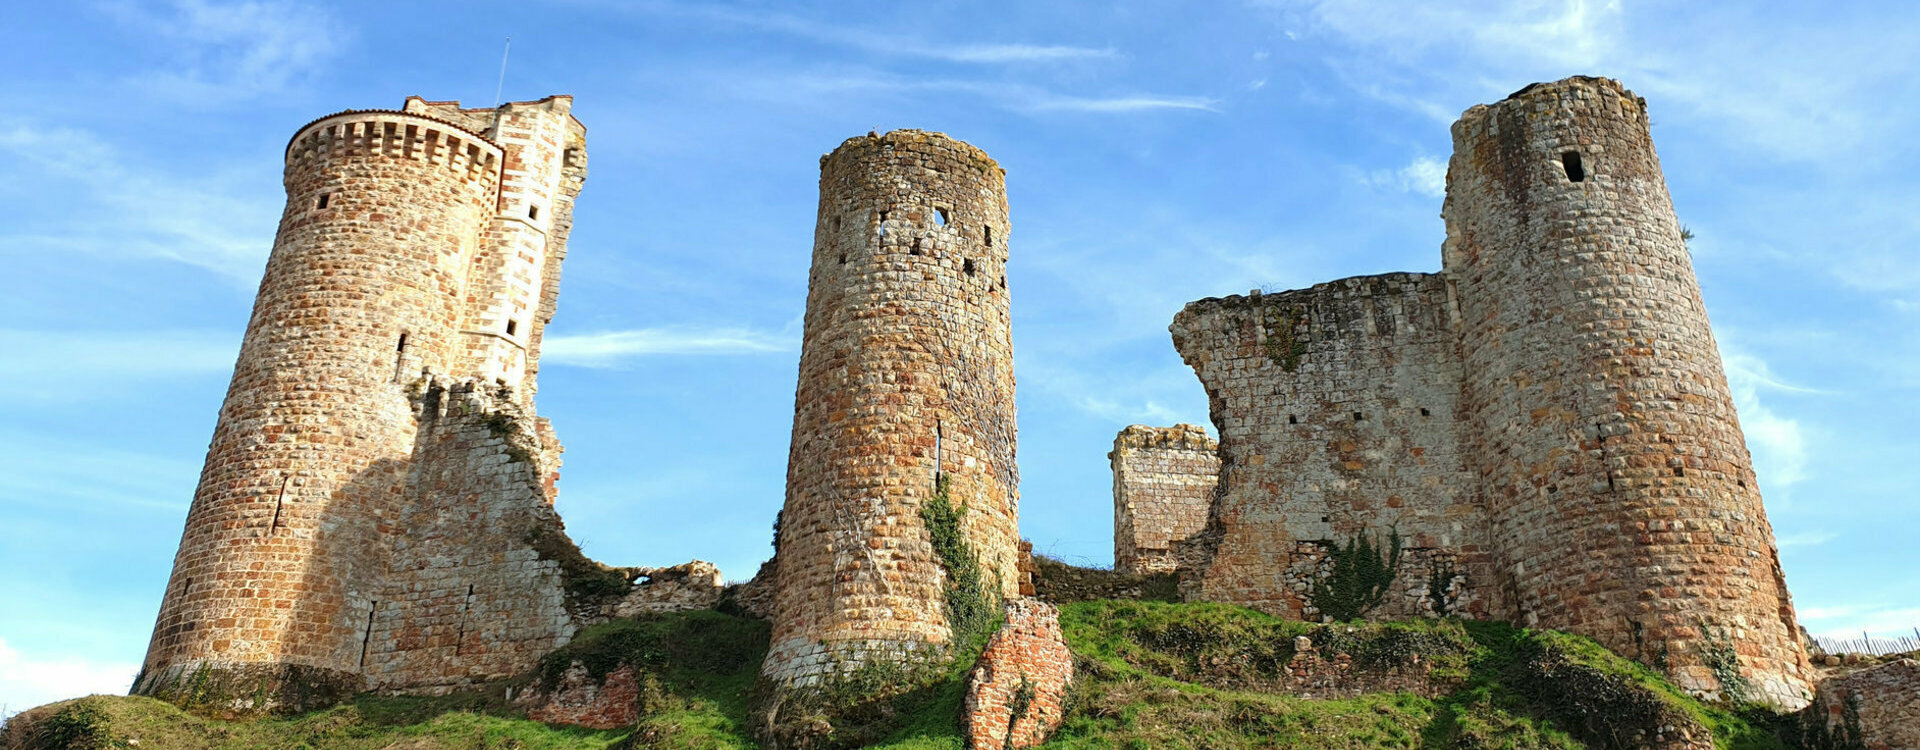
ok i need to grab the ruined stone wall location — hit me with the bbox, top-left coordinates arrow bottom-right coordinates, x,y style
765,130 -> 1020,684
362,379 -> 577,692
1445,76 -> 1810,706
136,110 -> 503,706
961,599 -> 1073,750
1170,274 -> 1497,622
1110,424 -> 1218,574
1805,658 -> 1920,750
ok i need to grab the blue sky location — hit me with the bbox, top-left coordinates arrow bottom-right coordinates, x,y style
4,0 -> 1918,714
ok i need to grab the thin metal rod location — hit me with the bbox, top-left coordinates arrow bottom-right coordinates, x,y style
493,37 -> 511,106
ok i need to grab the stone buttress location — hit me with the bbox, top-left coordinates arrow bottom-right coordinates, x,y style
764,130 -> 1021,685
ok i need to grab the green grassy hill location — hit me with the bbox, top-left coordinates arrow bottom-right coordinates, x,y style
1,602 -> 1822,749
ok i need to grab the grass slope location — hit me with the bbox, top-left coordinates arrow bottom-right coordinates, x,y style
2,603 -> 1799,749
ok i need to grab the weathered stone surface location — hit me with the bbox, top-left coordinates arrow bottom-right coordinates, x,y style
1110,424 -> 1218,574
961,599 -> 1072,750
134,95 -> 599,709
1807,658 -> 1920,750
518,664 -> 641,731
1029,554 -> 1177,605
1163,76 -> 1812,708
764,130 -> 1021,685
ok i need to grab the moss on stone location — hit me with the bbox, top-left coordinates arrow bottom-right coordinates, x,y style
525,525 -> 631,609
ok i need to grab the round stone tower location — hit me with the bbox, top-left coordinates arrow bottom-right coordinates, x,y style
134,110 -> 503,705
1444,76 -> 1811,706
764,130 -> 1021,686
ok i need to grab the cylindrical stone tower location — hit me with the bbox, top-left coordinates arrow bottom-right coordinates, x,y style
764,130 -> 1021,686
1444,76 -> 1811,706
134,110 -> 502,705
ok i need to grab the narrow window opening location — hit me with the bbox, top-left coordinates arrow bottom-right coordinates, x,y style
985,225 -> 993,247
358,603 -> 377,667
270,474 -> 290,533
182,578 -> 193,597
1419,407 -> 1431,417
396,333 -> 408,352
832,215 -> 842,233
999,276 -> 1007,289
1353,412 -> 1364,422
1561,151 -> 1586,182
838,252 -> 847,264
933,420 -> 943,485
963,258 -> 976,275
1547,484 -> 1558,494
1288,415 -> 1298,425
528,204 -> 541,220
935,207 -> 949,227
317,193 -> 331,209
1738,479 -> 1747,488
1607,473 -> 1616,491
505,319 -> 519,336
911,237 -> 922,256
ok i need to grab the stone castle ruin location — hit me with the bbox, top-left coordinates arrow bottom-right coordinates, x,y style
1119,76 -> 1813,707
133,75 -> 1860,742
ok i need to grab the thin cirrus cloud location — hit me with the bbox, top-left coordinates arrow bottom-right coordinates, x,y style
0,330 -> 237,401
715,69 -> 1219,115
541,326 -> 794,367
602,0 -> 1117,65
101,0 -> 348,103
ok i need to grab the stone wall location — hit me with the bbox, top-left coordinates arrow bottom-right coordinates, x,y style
765,130 -> 1021,685
961,599 -> 1073,750
1110,424 -> 1218,574
1170,274 -> 1497,622
1446,76 -> 1809,706
1806,658 -> 1920,750
1163,76 -> 1812,709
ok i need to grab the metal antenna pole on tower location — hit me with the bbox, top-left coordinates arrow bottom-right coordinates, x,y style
493,37 -> 512,106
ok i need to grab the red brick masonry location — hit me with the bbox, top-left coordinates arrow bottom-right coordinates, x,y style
962,598 -> 1073,750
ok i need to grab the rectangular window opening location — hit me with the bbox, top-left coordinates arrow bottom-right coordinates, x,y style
1561,151 -> 1586,182
505,319 -> 519,336
317,193 -> 331,209
528,204 -> 540,220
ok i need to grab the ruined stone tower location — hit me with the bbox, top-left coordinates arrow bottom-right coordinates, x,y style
1169,77 -> 1811,708
764,130 -> 1021,685
135,96 -> 590,707
1445,76 -> 1809,705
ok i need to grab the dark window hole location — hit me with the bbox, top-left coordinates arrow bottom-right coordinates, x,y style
963,258 -> 975,275
317,193 -> 331,209
528,204 -> 540,220
1288,415 -> 1298,425
396,333 -> 408,352
1561,151 -> 1586,182
1353,412 -> 1363,421
505,319 -> 519,336
1673,467 -> 1684,477
838,252 -> 847,264
985,225 -> 993,247
1419,407 -> 1431,417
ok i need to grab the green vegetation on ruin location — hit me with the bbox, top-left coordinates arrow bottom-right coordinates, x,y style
4,602 -> 1829,750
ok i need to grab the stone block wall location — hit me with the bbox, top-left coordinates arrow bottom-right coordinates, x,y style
1110,424 -> 1218,574
765,130 -> 1020,685
1806,658 -> 1920,750
961,599 -> 1073,750
1170,274 -> 1497,622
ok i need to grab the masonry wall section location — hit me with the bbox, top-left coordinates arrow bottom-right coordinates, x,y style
1171,274 -> 1497,622
765,130 -> 1020,685
1110,424 -> 1218,575
1445,76 -> 1810,706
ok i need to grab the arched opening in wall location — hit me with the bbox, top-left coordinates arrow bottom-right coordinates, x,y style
1561,151 -> 1586,182
935,207 -> 950,227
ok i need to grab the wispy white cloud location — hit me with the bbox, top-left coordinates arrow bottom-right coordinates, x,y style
0,330 -> 235,401
1721,346 -> 1814,495
1798,604 -> 1920,641
0,122 -> 276,283
1775,530 -> 1837,549
542,326 -> 793,367
1361,156 -> 1446,197
101,0 -> 347,103
0,637 -> 138,717
714,69 -> 1219,115
599,1 -> 1114,65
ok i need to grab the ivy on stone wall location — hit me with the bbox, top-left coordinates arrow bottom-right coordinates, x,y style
1308,529 -> 1403,622
921,474 -> 997,643
1260,305 -> 1309,371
